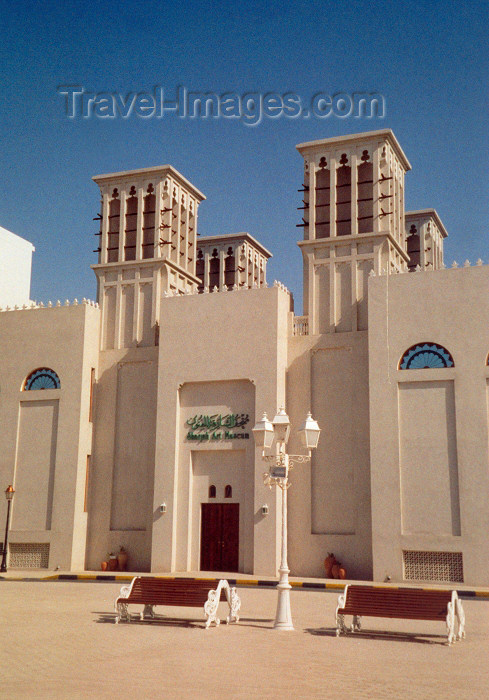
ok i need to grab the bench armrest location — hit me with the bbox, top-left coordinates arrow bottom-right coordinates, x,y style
204,579 -> 241,628
118,584 -> 132,600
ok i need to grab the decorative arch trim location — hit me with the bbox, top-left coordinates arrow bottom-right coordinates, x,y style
23,368 -> 61,390
399,343 -> 454,370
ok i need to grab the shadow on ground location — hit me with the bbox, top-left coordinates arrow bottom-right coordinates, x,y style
94,612 -> 274,629
305,627 -> 448,645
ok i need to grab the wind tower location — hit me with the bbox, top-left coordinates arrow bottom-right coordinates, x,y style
296,129 -> 411,334
92,166 -> 205,350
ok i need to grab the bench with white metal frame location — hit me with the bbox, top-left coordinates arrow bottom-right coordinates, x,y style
114,576 -> 241,628
335,584 -> 465,645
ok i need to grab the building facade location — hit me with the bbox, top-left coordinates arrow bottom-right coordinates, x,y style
1,129 -> 488,586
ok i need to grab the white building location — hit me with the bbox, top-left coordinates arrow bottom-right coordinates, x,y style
0,226 -> 34,307
1,129 -> 488,587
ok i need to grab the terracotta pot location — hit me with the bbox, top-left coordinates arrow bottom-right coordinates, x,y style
101,561 -> 108,572
331,563 -> 341,579
107,557 -> 118,571
324,553 -> 336,578
117,551 -> 128,571
338,566 -> 347,580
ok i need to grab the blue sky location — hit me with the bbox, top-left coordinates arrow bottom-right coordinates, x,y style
1,0 -> 488,310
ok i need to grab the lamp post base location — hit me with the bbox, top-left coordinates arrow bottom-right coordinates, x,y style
273,568 -> 294,630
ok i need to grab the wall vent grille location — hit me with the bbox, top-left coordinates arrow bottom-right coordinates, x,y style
8,543 -> 50,569
403,550 -> 463,583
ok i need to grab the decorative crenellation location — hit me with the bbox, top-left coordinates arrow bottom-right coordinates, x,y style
273,280 -> 291,294
0,298 -> 99,313
370,259 -> 489,277
161,280 -> 291,298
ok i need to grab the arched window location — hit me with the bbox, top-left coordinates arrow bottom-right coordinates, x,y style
224,485 -> 232,498
399,343 -> 454,370
24,368 -> 61,390
209,485 -> 216,498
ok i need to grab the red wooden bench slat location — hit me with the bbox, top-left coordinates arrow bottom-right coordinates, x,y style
338,585 -> 453,622
115,577 -> 227,609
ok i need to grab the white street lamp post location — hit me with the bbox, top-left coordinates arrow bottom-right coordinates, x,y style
253,408 -> 320,630
1,485 -> 15,573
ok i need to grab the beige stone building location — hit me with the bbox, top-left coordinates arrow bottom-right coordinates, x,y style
1,129 -> 488,586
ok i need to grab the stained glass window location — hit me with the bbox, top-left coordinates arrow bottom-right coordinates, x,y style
399,344 -> 454,370
24,368 -> 61,390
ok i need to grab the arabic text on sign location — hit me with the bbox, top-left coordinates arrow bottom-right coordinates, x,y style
186,413 -> 250,433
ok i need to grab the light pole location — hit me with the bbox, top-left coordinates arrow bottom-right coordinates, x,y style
1,485 -> 15,573
253,408 -> 320,630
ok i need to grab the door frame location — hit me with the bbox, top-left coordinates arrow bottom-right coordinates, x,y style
200,502 -> 240,572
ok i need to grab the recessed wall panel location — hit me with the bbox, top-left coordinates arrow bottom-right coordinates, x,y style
336,262 -> 352,332
315,265 -> 330,334
103,286 -> 116,350
399,381 -> 460,536
121,284 -> 134,348
139,283 -> 153,347
357,259 -> 373,331
110,361 -> 157,530
311,348 -> 355,534
12,400 -> 59,531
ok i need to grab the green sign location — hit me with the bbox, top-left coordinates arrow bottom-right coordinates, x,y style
186,413 -> 250,442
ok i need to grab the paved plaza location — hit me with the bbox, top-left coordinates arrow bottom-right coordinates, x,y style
1,579 -> 488,699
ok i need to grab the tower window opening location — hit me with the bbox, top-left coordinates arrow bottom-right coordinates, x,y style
315,166 -> 330,238
407,224 -> 420,271
209,485 -> 216,498
142,187 -> 155,259
196,249 -> 204,292
209,249 -> 220,290
336,155 -> 351,236
124,190 -> 138,261
225,247 -> 236,289
357,152 -> 373,233
224,485 -> 232,498
170,198 -> 179,259
108,191 -> 120,263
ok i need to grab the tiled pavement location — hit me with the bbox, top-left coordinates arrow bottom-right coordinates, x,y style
1,576 -> 488,698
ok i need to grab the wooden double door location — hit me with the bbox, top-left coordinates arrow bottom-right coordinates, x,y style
200,503 -> 239,572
